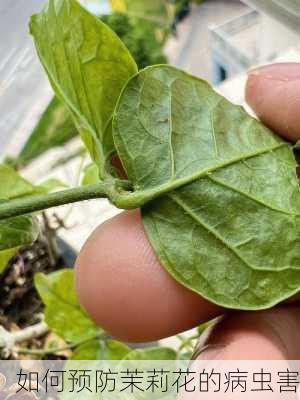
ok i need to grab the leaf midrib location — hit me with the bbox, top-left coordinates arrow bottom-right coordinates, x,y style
124,141 -> 289,207
31,5 -> 104,163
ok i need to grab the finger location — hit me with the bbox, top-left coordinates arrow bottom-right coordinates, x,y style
193,306 -> 300,361
246,63 -> 300,141
179,307 -> 300,399
75,210 -> 222,342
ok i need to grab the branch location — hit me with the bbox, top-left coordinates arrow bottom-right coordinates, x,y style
0,321 -> 107,358
0,181 -> 125,221
0,321 -> 48,357
17,333 -> 106,356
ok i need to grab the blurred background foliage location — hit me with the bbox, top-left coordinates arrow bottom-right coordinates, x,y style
101,12 -> 167,69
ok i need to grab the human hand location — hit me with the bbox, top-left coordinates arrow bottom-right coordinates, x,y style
75,63 -> 300,360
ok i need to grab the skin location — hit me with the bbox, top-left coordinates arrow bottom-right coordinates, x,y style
75,63 -> 300,362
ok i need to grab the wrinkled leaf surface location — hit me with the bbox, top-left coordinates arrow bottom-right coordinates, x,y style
114,65 -> 300,309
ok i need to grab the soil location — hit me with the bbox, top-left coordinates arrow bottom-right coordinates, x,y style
0,238 -> 63,330
0,215 -> 76,360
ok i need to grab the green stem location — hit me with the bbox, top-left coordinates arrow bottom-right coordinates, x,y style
0,182 -> 116,221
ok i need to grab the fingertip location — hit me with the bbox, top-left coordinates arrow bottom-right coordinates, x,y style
75,210 -> 221,342
194,307 -> 300,360
246,63 -> 300,141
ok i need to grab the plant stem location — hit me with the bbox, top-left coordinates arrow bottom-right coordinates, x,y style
0,321 -> 49,357
17,333 -> 105,356
0,182 -> 115,221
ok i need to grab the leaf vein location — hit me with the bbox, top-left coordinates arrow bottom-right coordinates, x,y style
207,174 -> 300,217
169,192 -> 299,272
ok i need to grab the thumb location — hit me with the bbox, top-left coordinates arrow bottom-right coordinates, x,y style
246,63 -> 300,142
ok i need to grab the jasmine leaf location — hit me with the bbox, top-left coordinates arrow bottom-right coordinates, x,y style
0,164 -> 35,200
30,0 -> 137,176
35,270 -> 101,342
0,165 -> 39,267
35,178 -> 68,193
71,339 -> 131,360
0,216 -> 39,251
17,96 -> 76,167
114,65 -> 300,309
81,163 -> 100,186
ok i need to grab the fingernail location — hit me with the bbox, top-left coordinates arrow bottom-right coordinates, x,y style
248,63 -> 300,82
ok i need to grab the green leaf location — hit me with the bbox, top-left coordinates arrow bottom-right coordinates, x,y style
197,318 -> 218,335
30,0 -> 138,176
35,178 -> 68,193
0,165 -> 39,259
71,339 -> 131,360
0,164 -> 35,200
123,346 -> 177,361
0,247 -> 19,274
17,96 -> 77,167
0,216 -> 39,251
81,163 -> 100,186
35,269 -> 100,342
0,163 -> 66,198
114,65 -> 300,310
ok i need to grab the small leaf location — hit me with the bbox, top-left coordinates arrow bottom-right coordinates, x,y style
71,339 -> 131,360
0,164 -> 35,200
30,0 -> 138,175
81,163 -> 100,186
0,165 -> 39,257
114,65 -> 300,310
0,216 -> 39,251
123,346 -> 177,361
17,96 -> 77,167
197,318 -> 218,335
35,178 -> 68,193
0,247 -> 19,274
35,270 -> 100,342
